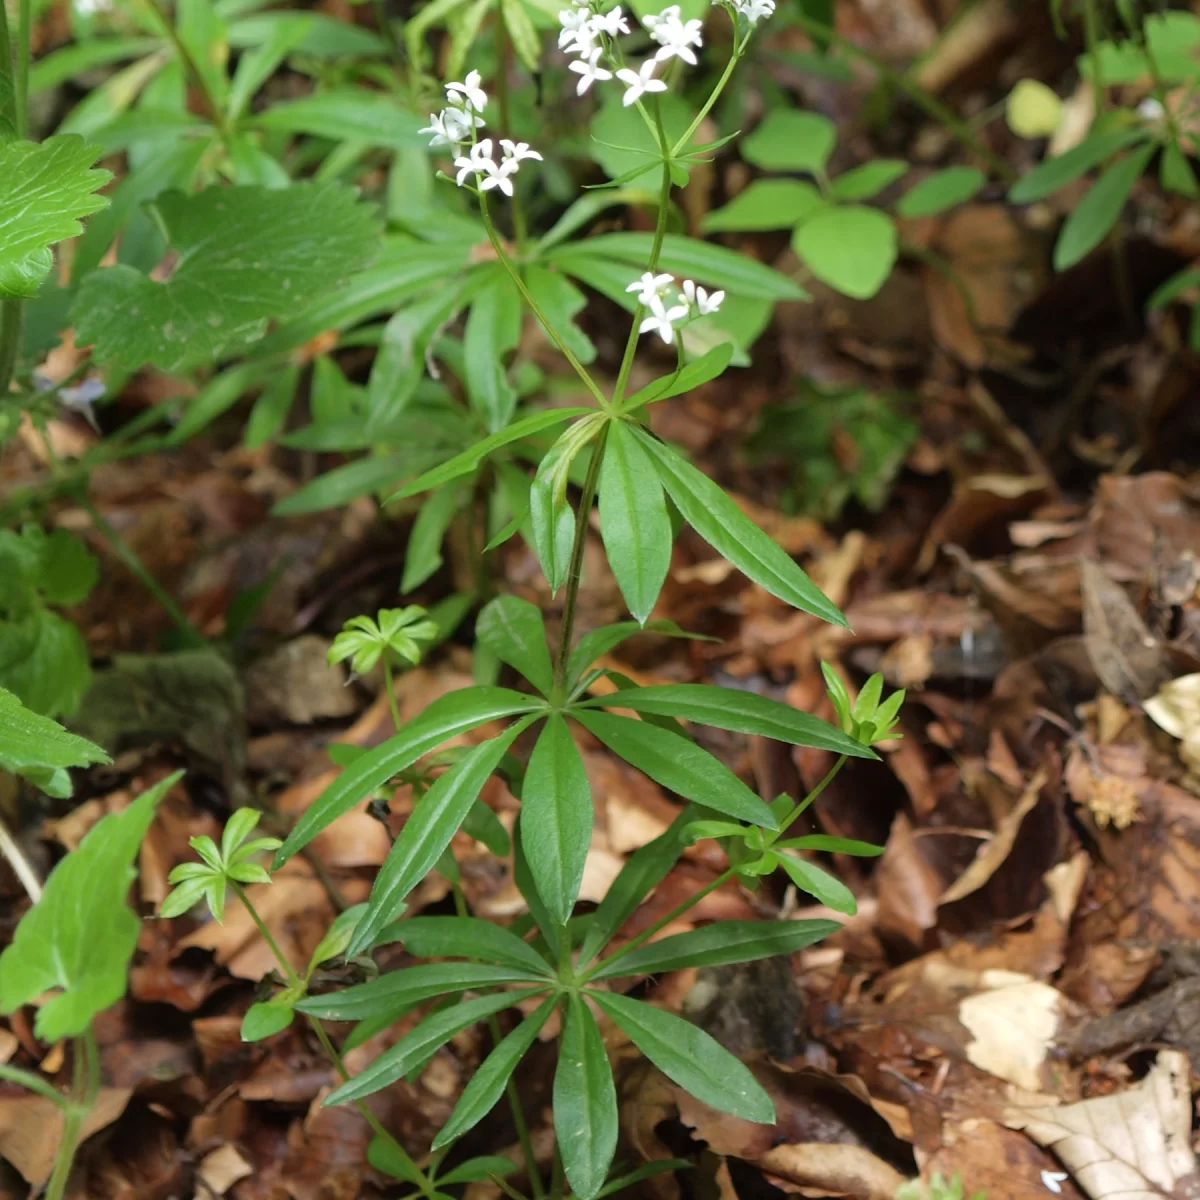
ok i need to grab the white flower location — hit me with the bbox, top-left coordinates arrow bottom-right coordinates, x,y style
420,106 -> 479,147
590,5 -> 630,36
1138,96 -> 1165,121
569,48 -> 613,94
446,69 -> 488,114
481,170 -> 516,197
733,0 -> 773,22
626,271 -> 674,306
641,4 -> 679,32
558,7 -> 590,48
649,8 -> 703,64
499,140 -> 544,175
453,138 -> 496,187
681,278 -> 724,315
639,296 -> 690,344
615,59 -> 667,106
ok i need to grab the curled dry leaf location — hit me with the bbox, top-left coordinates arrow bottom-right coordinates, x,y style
1007,1050 -> 1200,1200
758,1142 -> 907,1200
958,970 -> 1065,1091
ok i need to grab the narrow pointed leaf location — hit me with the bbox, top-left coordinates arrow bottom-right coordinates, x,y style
296,962 -> 535,1021
632,428 -> 847,626
776,852 -> 857,914
599,421 -> 672,625
619,344 -> 734,412
521,716 -> 593,926
778,835 -> 883,856
476,595 -> 554,696
274,687 -> 540,867
590,992 -> 774,1123
573,710 -> 775,828
556,995 -> 619,1200
566,620 -> 714,689
326,989 -> 541,1104
1053,143 -> 1155,270
348,718 -> 537,953
433,995 -> 558,1148
591,919 -> 839,979
381,916 -> 554,977
580,684 -> 873,758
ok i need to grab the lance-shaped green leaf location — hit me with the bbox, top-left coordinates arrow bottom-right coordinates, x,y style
566,620 -> 713,689
476,595 -> 554,697
0,135 -> 111,299
0,771 -> 179,1041
73,182 -> 381,371
580,684 -> 873,758
1008,127 -> 1149,203
433,994 -> 557,1148
348,718 -> 538,953
327,989 -> 541,1105
599,420 -> 672,625
631,428 -> 847,627
1053,143 -> 1156,270
591,919 -> 838,979
573,711 -> 775,828
275,687 -> 540,866
379,916 -> 554,977
521,716 -> 593,927
618,344 -> 734,413
0,685 -> 110,798
388,408 -> 594,503
556,995 -> 619,1200
590,992 -> 774,1123
578,811 -> 692,964
779,834 -> 883,856
775,852 -> 856,914
296,962 -> 539,1021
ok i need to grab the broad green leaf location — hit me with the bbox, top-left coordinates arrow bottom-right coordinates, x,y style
348,719 -> 536,954
0,136 -> 111,299
573,710 -> 775,827
476,594 -> 554,697
895,166 -> 985,218
465,270 -> 522,432
34,529 -> 99,607
0,610 -> 92,719
513,821 -> 562,944
619,344 -> 734,412
0,772 -> 178,1041
556,995 -> 618,1200
251,90 -> 426,148
326,990 -> 541,1104
74,183 -> 380,371
386,916 -> 554,977
590,992 -> 774,1122
632,429 -> 847,625
599,421 -> 672,624
702,179 -> 823,233
578,812 -> 691,963
792,205 -> 897,299
775,852 -> 857,913
831,159 -> 908,201
1054,144 -> 1155,269
0,686 -> 110,798
521,716 -> 592,926
1008,127 -> 1148,203
434,995 -> 557,1148
296,962 -> 540,1021
581,684 -> 873,758
552,234 -> 807,301
274,687 -> 542,865
401,485 -> 460,594
591,918 -> 839,979
742,110 -> 836,173
241,998 -> 296,1041
566,620 -> 712,688
388,408 -> 594,503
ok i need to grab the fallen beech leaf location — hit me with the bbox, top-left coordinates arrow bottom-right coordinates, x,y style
757,1142 -> 906,1200
197,1143 -> 254,1195
1007,1050 -> 1200,1200
959,971 -> 1063,1090
0,1087 -> 131,1186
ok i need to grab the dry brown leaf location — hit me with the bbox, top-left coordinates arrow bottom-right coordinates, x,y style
958,971 -> 1064,1090
196,1143 -> 254,1195
756,1143 -> 906,1200
1007,1050 -> 1200,1200
0,1088 -> 131,1186
1081,561 -> 1172,702
1146,673 -> 1200,775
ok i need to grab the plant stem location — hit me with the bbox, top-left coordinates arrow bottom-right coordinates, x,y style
494,15 -> 528,253
0,810 -> 42,901
495,1016 -> 545,1200
477,193 -> 609,410
551,424 -> 607,696
230,883 -> 436,1195
582,867 -> 737,981
382,656 -> 404,733
0,286 -> 22,402
78,494 -> 205,647
790,12 -> 1015,183
141,0 -> 231,139
0,1061 -> 68,1105
783,754 -> 846,826
673,34 -> 743,154
44,1030 -> 99,1200
14,0 -> 29,136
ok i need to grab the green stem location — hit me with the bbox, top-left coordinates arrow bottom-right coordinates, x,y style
370,0 -> 405,71
230,883 -> 435,1196
551,423 -> 607,696
0,296 -> 22,401
790,12 -> 1015,182
582,867 -> 736,982
494,16 -> 528,252
79,494 -> 205,647
0,1061 -> 68,1106
495,1018 -> 545,1199
382,655 -> 404,733
477,193 -> 609,410
783,754 -> 845,827
14,0 -> 28,136
672,37 -> 742,154
44,1031 -> 99,1200
141,0 -> 231,139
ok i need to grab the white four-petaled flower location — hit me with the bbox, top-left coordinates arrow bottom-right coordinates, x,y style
420,106 -> 480,147
681,278 -> 724,315
615,59 -> 667,106
446,68 -> 488,113
569,48 -> 614,93
591,6 -> 630,36
733,0 -> 774,23
639,297 -> 691,344
647,6 -> 703,65
500,140 -> 544,174
626,271 -> 674,306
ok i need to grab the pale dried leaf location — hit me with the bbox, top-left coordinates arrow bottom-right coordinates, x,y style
1081,561 -> 1171,702
959,972 -> 1063,1090
0,1088 -> 131,1185
197,1143 -> 254,1195
757,1142 -> 906,1200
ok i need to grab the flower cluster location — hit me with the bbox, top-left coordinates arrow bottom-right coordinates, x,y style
559,0 -> 671,105
420,70 -> 542,197
626,271 -> 724,344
